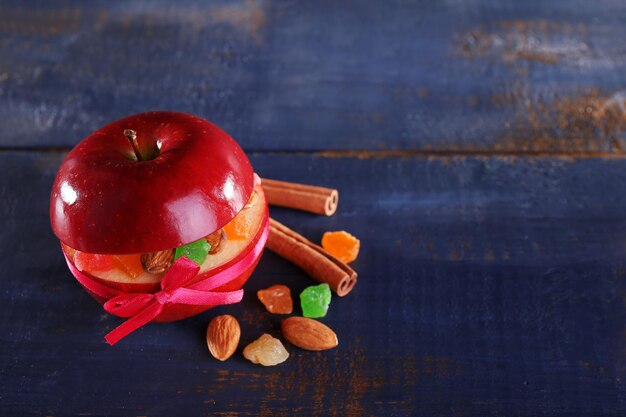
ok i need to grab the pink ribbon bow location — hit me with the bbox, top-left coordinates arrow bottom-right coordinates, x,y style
102,257 -> 244,345
63,215 -> 269,346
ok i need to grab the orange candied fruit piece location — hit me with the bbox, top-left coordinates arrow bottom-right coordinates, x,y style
257,285 -> 293,314
112,254 -> 144,279
73,251 -> 115,273
321,231 -> 360,263
61,243 -> 76,259
223,211 -> 252,240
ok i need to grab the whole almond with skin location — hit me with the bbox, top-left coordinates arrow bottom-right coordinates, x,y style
206,229 -> 226,255
281,317 -> 338,351
141,249 -> 174,274
207,315 -> 240,361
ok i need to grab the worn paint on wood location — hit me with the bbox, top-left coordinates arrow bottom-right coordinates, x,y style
1,151 -> 625,416
0,0 -> 625,152
2,1 -> 626,415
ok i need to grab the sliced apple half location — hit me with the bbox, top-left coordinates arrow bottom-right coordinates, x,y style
63,182 -> 267,294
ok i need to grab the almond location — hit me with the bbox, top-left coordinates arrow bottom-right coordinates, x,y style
206,229 -> 227,255
281,317 -> 338,351
206,315 -> 240,361
141,249 -> 174,274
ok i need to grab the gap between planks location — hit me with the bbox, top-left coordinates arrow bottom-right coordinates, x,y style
2,146 -> 626,160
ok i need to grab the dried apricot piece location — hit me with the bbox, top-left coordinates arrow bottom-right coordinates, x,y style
321,231 -> 360,263
112,254 -> 144,279
74,251 -> 114,273
257,285 -> 293,314
223,211 -> 252,240
62,243 -> 76,259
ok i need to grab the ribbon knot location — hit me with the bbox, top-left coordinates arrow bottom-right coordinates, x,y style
154,290 -> 172,305
101,256 -> 244,345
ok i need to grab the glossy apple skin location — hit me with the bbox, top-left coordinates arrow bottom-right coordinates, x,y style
50,111 -> 255,254
79,209 -> 268,322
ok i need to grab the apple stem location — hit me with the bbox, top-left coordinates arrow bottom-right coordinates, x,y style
123,129 -> 143,161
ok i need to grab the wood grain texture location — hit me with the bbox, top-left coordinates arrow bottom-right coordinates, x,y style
1,151 -> 625,416
2,1 -> 626,416
1,0 -> 625,152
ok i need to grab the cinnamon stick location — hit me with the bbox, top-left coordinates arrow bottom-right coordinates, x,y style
266,218 -> 357,296
261,178 -> 338,216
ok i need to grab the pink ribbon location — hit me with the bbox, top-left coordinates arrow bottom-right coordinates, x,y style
63,215 -> 269,346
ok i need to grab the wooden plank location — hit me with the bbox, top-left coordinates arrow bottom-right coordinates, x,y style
1,151 -> 624,416
0,0 -> 625,152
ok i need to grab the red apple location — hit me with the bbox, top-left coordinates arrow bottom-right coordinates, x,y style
51,111 -> 255,254
50,111 -> 268,322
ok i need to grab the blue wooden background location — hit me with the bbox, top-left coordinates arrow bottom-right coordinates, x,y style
1,1 -> 625,416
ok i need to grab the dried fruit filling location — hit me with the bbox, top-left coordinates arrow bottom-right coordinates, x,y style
63,183 -> 265,285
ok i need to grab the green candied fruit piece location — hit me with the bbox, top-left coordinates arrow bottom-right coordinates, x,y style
300,283 -> 332,318
174,238 -> 211,266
